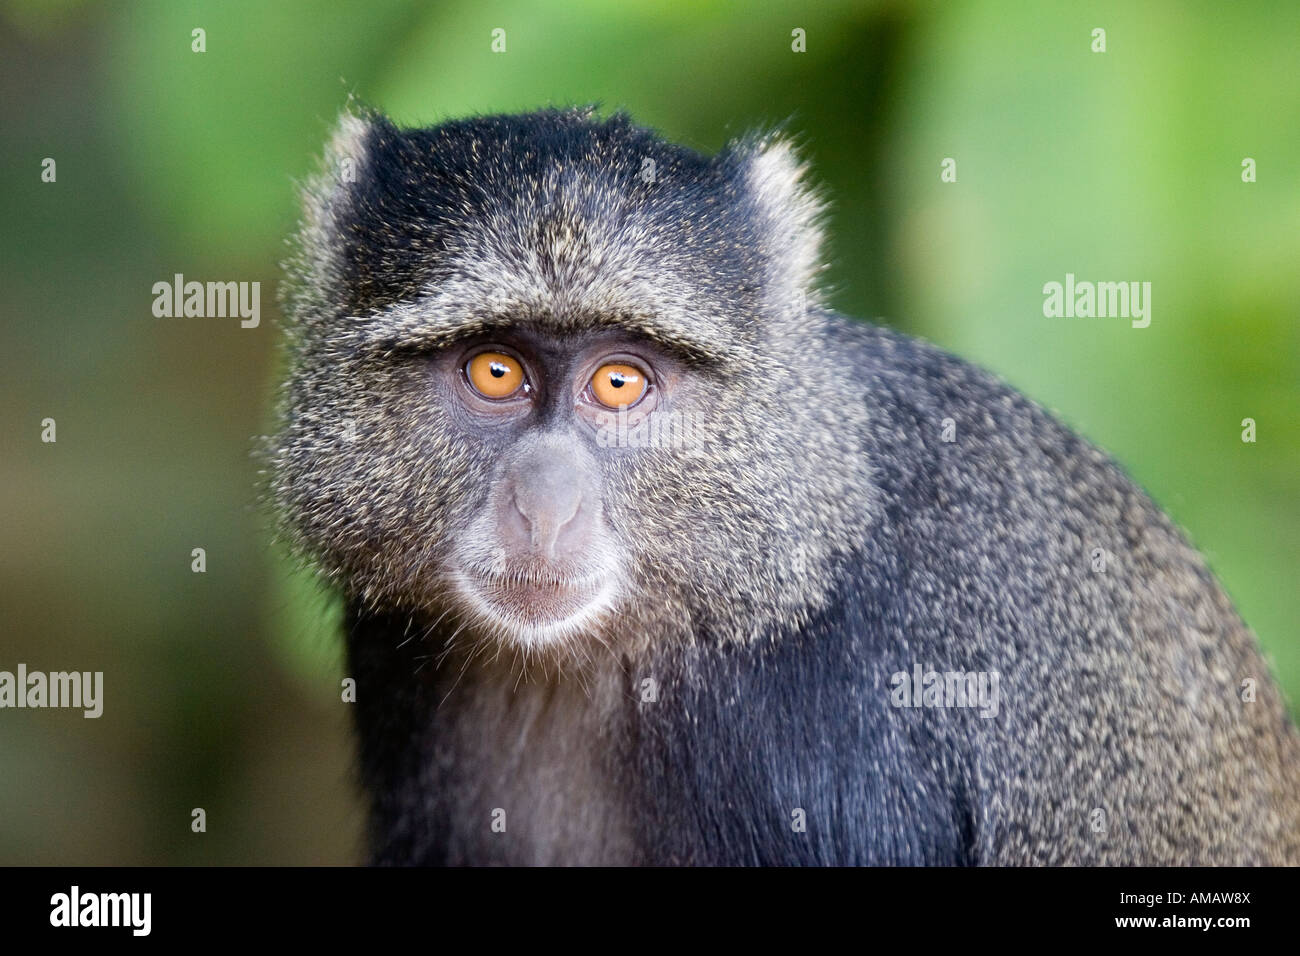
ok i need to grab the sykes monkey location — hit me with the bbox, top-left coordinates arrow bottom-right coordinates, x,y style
271,106 -> 1300,865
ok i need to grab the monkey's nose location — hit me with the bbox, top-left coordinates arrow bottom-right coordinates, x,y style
504,457 -> 590,560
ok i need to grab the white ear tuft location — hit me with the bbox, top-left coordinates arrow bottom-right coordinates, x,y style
743,136 -> 827,318
287,108 -> 377,324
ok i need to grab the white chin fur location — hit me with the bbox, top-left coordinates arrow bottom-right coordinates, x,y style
448,568 -> 620,650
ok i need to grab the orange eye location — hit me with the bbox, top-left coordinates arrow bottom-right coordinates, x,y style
590,363 -> 647,409
467,352 -> 524,399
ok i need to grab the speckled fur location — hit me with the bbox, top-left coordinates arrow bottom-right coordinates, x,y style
272,106 -> 1300,865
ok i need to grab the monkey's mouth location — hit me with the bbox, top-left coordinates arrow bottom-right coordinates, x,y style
452,567 -> 614,641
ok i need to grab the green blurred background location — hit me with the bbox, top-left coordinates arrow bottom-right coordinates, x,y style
1,0 -> 1296,864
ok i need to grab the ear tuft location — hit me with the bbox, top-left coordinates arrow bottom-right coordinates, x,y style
741,135 -> 828,317
285,106 -> 380,325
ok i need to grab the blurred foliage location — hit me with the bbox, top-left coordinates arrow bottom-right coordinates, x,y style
0,0 -> 1295,863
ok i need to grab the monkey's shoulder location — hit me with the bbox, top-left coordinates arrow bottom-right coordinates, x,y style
824,315 -> 1179,554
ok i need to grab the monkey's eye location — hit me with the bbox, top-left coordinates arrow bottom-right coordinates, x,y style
466,351 -> 525,400
589,363 -> 648,409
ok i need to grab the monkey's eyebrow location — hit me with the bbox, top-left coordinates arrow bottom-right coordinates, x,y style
350,298 -> 739,367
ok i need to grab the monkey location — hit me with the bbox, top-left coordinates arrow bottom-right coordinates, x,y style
270,105 -> 1300,866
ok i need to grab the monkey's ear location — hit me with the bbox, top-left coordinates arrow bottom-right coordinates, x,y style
286,105 -> 383,322
737,134 -> 827,315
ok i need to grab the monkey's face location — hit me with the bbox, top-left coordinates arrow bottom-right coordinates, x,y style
276,312 -> 869,661
277,312 -> 764,658
422,325 -> 692,650
274,108 -> 875,660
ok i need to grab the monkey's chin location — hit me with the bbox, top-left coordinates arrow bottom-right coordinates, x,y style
449,568 -> 618,649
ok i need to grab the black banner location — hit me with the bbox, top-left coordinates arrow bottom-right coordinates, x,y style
0,866 -> 1284,942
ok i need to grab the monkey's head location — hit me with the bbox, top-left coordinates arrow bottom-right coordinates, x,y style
273,106 -> 873,665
